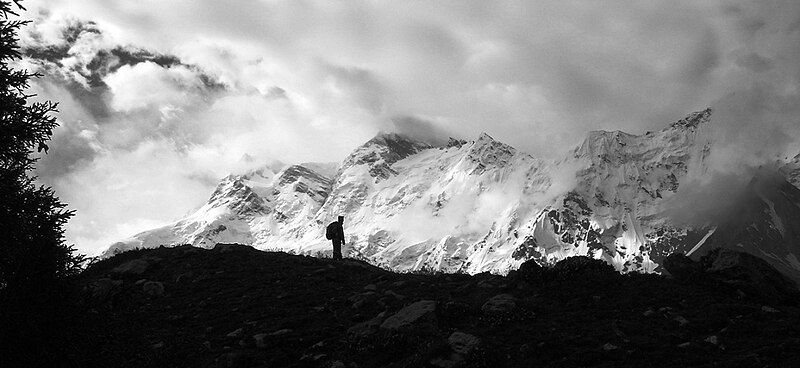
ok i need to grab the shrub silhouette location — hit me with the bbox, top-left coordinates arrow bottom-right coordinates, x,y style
0,1 -> 85,365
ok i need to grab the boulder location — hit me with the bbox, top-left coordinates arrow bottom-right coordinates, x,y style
662,253 -> 701,280
89,278 -> 123,301
439,301 -> 473,324
517,259 -> 544,280
111,259 -> 150,276
348,291 -> 377,309
142,281 -> 165,296
252,333 -> 268,348
700,248 -> 799,303
347,311 -> 387,337
226,328 -> 244,338
384,290 -> 405,301
447,332 -> 481,355
551,256 -> 617,280
481,294 -> 517,314
380,300 -> 437,330
430,332 -> 481,368
269,329 -> 292,336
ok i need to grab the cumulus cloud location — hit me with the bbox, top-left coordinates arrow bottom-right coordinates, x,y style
12,0 -> 800,254
103,62 -> 204,112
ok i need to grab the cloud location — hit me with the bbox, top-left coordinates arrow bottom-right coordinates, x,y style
12,0 -> 800,255
388,115 -> 454,146
734,52 -> 774,73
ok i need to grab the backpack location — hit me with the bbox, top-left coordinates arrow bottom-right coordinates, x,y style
325,222 -> 338,240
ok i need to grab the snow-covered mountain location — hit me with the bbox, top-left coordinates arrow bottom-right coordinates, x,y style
104,109 -> 800,283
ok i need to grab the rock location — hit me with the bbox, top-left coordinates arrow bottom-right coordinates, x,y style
663,253 -> 701,280
142,281 -> 165,296
111,259 -> 150,276
225,351 -> 248,368
392,281 -> 407,287
252,334 -> 268,348
432,330 -> 485,367
602,343 -> 618,351
673,315 -> 690,327
348,311 -> 387,337
643,308 -> 655,316
269,329 -> 292,336
349,291 -> 377,309
454,283 -> 473,294
134,279 -> 148,286
226,328 -> 244,338
677,342 -> 691,348
179,245 -> 202,254
448,332 -> 481,355
762,305 -> 780,313
439,301 -> 473,323
330,361 -> 345,368
364,284 -> 377,291
175,271 -> 194,283
384,290 -> 405,300
481,294 -> 517,314
705,336 -> 719,345
700,248 -> 799,303
380,300 -> 437,330
89,278 -> 123,300
151,341 -> 165,349
551,256 -> 617,279
517,259 -> 544,280
214,243 -> 243,253
430,357 -> 459,368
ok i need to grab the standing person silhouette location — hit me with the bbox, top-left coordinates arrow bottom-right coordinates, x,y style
326,216 -> 345,260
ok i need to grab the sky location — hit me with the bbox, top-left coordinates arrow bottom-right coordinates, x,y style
13,0 -> 800,256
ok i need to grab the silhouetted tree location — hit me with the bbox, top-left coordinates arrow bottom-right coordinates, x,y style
0,1 -> 85,366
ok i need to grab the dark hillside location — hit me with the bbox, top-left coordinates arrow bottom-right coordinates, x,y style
66,244 -> 800,368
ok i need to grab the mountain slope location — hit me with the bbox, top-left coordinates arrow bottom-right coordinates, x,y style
105,162 -> 336,255
104,109 -> 800,283
512,109 -> 714,274
70,245 -> 800,368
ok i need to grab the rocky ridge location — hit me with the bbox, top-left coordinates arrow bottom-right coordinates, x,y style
63,245 -> 800,368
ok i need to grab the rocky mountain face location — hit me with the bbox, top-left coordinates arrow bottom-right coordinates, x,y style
105,109 -> 800,283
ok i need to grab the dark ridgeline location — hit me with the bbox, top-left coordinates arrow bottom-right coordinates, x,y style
0,1 -> 85,366
74,244 -> 800,367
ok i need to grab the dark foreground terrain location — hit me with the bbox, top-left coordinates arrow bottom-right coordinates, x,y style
45,245 -> 800,367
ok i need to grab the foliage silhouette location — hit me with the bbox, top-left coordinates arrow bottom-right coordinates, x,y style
0,1 -> 85,366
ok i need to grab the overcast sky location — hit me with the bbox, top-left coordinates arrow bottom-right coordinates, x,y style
16,0 -> 800,255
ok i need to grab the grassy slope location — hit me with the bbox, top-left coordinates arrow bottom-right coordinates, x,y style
66,245 -> 800,368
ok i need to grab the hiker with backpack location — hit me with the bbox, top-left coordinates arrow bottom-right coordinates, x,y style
325,216 -> 346,260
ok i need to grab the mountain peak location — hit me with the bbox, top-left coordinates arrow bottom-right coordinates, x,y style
669,108 -> 711,129
360,131 -> 431,158
477,132 -> 495,142
342,131 -> 432,179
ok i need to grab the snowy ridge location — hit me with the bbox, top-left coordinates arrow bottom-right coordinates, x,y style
104,109 -> 800,282
514,109 -> 715,274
